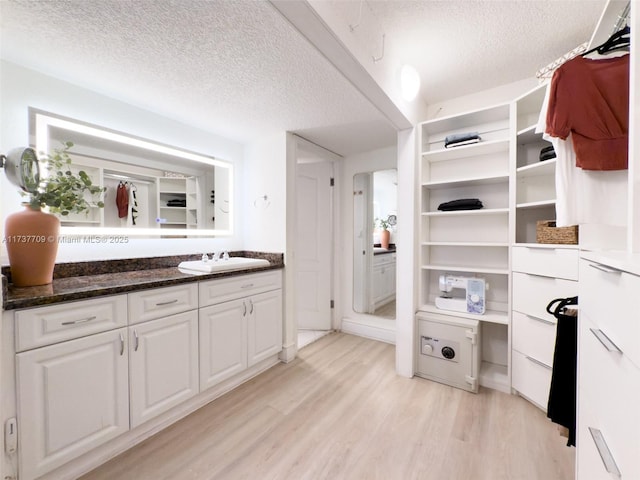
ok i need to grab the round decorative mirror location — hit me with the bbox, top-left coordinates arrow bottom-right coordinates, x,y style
387,214 -> 397,226
1,147 -> 40,193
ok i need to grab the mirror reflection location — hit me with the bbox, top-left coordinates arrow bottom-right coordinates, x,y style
29,110 -> 233,236
353,169 -> 397,318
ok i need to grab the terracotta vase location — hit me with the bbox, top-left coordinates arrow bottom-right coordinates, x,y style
4,206 -> 60,287
380,229 -> 390,250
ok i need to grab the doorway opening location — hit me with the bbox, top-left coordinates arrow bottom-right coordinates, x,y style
294,138 -> 338,350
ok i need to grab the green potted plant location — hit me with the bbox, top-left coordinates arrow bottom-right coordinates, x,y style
25,141 -> 106,215
4,141 -> 106,287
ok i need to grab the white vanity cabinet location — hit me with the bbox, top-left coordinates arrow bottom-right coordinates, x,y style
247,289 -> 284,366
372,252 -> 396,309
14,296 -> 130,480
199,271 -> 283,391
6,267 -> 283,480
199,299 -> 248,389
128,310 -> 199,428
127,284 -> 200,427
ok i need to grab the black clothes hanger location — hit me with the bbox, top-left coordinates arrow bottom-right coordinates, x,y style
582,25 -> 630,57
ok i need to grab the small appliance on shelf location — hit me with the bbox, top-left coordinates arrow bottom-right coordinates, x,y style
435,274 -> 487,315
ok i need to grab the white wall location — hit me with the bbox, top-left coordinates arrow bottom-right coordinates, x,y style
308,0 -> 429,127
426,77 -> 538,120
0,61 -> 249,263
242,134 -> 288,253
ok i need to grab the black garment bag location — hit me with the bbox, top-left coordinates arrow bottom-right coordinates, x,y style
546,295 -> 578,447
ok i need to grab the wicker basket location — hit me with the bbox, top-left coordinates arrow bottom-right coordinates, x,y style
536,220 -> 579,245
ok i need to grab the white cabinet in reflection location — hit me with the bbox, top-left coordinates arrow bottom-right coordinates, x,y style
372,252 -> 396,309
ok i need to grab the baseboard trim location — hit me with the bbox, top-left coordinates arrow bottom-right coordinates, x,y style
341,318 -> 395,344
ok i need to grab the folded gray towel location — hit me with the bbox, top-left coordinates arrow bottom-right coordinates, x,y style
445,132 -> 481,148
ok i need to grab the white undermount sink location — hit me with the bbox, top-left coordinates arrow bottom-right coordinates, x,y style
178,257 -> 270,273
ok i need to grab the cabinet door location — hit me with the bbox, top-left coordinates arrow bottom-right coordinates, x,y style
129,311 -> 199,428
199,299 -> 248,391
248,290 -> 283,367
372,264 -> 385,305
16,329 -> 129,480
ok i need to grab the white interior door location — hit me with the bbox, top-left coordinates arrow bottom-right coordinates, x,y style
296,160 -> 333,330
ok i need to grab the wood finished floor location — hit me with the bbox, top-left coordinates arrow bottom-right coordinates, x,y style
81,333 -> 575,480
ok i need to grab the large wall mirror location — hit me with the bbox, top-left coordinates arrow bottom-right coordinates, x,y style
28,109 -> 233,237
353,169 -> 397,318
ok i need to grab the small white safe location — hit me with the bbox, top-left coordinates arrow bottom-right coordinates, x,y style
416,312 -> 480,393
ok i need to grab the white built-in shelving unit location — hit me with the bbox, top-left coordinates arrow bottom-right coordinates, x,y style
513,84 -> 557,244
418,103 -> 512,392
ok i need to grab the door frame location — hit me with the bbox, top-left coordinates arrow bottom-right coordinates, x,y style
282,133 -> 340,362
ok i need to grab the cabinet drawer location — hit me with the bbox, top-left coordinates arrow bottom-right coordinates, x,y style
511,350 -> 552,410
579,313 -> 640,478
128,283 -> 198,324
512,311 -> 556,367
576,398 -> 622,480
15,295 -> 128,352
373,252 -> 396,266
580,259 -> 640,368
512,246 -> 578,280
512,272 -> 577,322
199,270 -> 282,307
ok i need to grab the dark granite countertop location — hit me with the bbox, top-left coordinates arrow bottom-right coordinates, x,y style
373,244 -> 397,255
2,251 -> 284,311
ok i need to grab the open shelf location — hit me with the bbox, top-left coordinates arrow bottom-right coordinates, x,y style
423,174 -> 509,190
517,159 -> 556,177
422,208 -> 509,217
516,199 -> 556,209
421,265 -> 509,275
480,361 -> 510,393
421,241 -> 509,247
423,138 -> 510,162
418,304 -> 509,325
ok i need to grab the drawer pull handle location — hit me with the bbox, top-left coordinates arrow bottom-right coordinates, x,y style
134,330 -> 139,352
588,263 -> 621,274
526,314 -> 555,326
119,333 -> 125,356
590,328 -> 622,353
589,427 -> 621,477
525,355 -> 551,370
156,299 -> 178,306
241,283 -> 254,289
61,315 -> 97,326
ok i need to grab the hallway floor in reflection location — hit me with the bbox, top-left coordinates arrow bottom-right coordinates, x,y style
298,329 -> 331,349
374,300 -> 396,319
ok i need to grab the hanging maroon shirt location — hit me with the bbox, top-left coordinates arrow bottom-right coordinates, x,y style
116,183 -> 129,218
546,54 -> 629,170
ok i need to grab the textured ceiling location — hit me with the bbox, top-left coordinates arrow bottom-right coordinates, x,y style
0,0 -> 609,156
0,0 -> 396,156
319,0 -> 607,105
